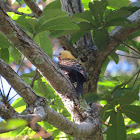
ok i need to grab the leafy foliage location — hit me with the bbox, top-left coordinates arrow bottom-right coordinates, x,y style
0,0 -> 140,139
107,110 -> 126,140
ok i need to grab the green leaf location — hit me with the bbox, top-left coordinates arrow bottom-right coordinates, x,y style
117,45 -> 129,53
112,86 -> 139,105
84,92 -> 100,103
70,30 -> 89,44
0,48 -> 9,63
98,80 -> 118,87
127,40 -> 140,52
92,29 -> 108,50
81,0 -> 91,10
7,12 -> 21,20
41,23 -> 80,31
11,97 -> 26,113
44,0 -> 61,10
6,119 -> 27,129
38,16 -> 80,32
50,30 -> 76,38
109,52 -> 119,64
20,71 -> 40,85
16,15 -> 37,34
34,32 -> 53,58
105,9 -> 130,23
9,46 -> 21,64
89,0 -> 108,26
0,32 -> 13,49
100,57 -> 110,77
78,22 -> 96,29
105,17 -> 137,27
37,78 -> 49,97
73,10 -> 95,24
0,122 -> 7,129
108,0 -> 129,9
128,30 -> 140,40
101,104 -> 113,122
20,71 -> 37,78
17,6 -> 31,14
107,110 -> 126,140
36,9 -> 68,31
34,77 -> 55,98
121,105 -> 140,123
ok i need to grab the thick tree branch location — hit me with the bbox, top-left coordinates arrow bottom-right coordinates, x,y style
0,96 -> 101,139
0,59 -> 38,105
0,5 -> 82,118
0,105 -> 54,140
0,51 -> 102,139
0,0 -> 37,17
94,9 -> 140,85
98,9 -> 140,62
0,2 -> 103,139
0,53 -> 101,139
60,0 -> 95,56
60,0 -> 140,94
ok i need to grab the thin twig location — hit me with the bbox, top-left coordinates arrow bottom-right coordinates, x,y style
0,76 -> 4,95
131,40 -> 139,49
17,56 -> 25,73
123,69 -> 140,87
111,36 -> 140,56
7,57 -> 25,100
123,43 -> 140,56
8,93 -> 18,102
132,71 -> 140,87
30,70 -> 39,88
10,10 -> 37,18
116,53 -> 140,59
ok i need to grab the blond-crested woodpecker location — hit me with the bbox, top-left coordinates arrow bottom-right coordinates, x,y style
58,50 -> 88,98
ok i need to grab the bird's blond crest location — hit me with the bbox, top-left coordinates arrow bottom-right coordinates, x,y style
58,50 -> 77,61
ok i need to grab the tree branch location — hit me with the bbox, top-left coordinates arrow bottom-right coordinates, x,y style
0,59 -> 38,105
116,53 -> 140,59
92,9 -> 140,91
0,0 -> 37,17
0,105 -> 54,140
98,9 -> 140,61
23,0 -> 42,17
30,70 -> 39,88
0,94 -> 102,139
0,55 -> 102,139
0,5 -> 83,117
0,2 -> 103,139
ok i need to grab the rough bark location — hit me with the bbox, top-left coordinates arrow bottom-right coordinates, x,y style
0,4 -> 103,139
0,59 -> 101,139
1,0 -> 140,139
60,0 -> 140,94
24,0 -> 42,17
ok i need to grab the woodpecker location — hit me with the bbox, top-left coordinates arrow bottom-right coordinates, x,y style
58,50 -> 88,98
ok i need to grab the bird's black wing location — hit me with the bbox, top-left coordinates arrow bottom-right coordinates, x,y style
58,59 -> 88,81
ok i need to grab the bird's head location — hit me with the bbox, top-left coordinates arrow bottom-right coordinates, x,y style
58,50 -> 77,61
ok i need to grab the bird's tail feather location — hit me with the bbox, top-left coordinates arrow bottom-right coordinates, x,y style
76,81 -> 83,99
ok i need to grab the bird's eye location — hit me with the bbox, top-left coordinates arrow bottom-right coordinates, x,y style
59,53 -> 62,55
